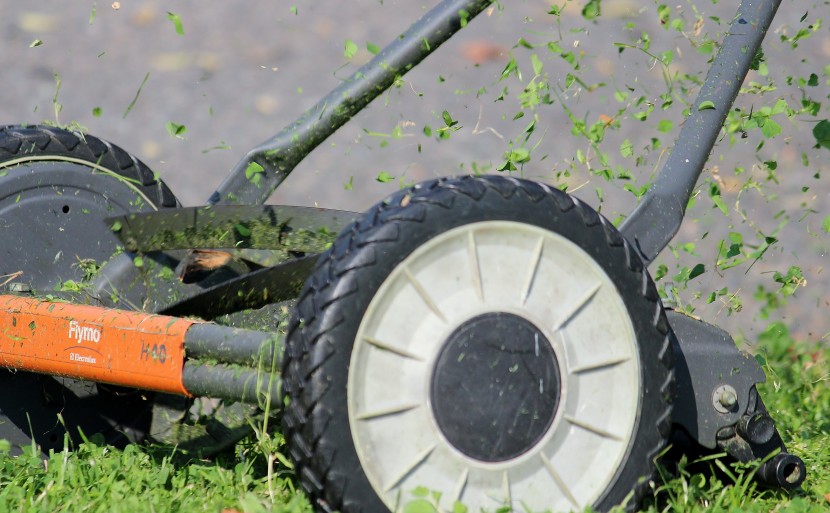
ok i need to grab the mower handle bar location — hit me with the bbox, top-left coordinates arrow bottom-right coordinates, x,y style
209,0 -> 495,207
210,0 -> 782,266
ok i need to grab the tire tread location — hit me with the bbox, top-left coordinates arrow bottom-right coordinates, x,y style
0,124 -> 177,208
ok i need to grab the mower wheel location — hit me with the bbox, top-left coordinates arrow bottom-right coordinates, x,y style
282,175 -> 674,513
0,124 -> 178,453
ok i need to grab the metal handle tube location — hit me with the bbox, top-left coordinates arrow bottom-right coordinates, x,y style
210,0 -> 495,206
182,361 -> 282,410
620,0 -> 782,265
184,323 -> 282,367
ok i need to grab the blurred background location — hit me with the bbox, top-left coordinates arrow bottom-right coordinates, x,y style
1,0 -> 828,343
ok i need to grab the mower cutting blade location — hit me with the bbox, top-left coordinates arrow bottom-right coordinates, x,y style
107,205 -> 356,253
159,254 -> 319,318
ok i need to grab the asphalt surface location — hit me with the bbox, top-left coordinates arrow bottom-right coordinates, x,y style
2,0 -> 829,340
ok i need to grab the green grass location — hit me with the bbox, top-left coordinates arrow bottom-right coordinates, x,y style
0,431 -> 310,513
0,326 -> 827,513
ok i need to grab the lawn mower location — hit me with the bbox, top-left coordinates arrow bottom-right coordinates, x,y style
0,0 -> 807,511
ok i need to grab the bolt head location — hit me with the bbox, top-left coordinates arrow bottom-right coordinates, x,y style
719,389 -> 737,407
712,384 -> 739,414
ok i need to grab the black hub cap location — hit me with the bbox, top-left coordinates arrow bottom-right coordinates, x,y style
430,312 -> 561,462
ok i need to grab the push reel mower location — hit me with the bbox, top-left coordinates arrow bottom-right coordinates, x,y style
0,0 -> 806,511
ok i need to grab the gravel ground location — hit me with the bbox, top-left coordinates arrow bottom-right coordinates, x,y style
2,0 -> 829,341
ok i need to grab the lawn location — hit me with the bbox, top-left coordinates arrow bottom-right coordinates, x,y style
0,323 -> 826,513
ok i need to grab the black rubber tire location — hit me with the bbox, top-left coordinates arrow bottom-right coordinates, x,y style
0,124 -> 177,208
282,175 -> 674,513
0,124 -> 178,453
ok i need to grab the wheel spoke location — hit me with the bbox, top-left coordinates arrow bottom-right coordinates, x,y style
540,453 -> 579,508
564,415 -> 623,441
552,281 -> 601,331
364,336 -> 425,361
520,236 -> 545,305
451,467 -> 469,506
354,403 -> 420,421
502,471 -> 512,506
467,231 -> 484,302
383,443 -> 436,493
570,356 -> 631,374
403,267 -> 446,323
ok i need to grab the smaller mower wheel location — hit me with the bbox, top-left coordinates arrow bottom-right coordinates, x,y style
0,124 -> 178,453
283,175 -> 674,513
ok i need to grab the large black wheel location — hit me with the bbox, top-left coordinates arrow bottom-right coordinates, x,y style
283,176 -> 674,513
0,124 -> 178,453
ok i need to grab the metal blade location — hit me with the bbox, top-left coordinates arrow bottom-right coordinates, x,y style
159,254 -> 319,319
107,205 -> 354,252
